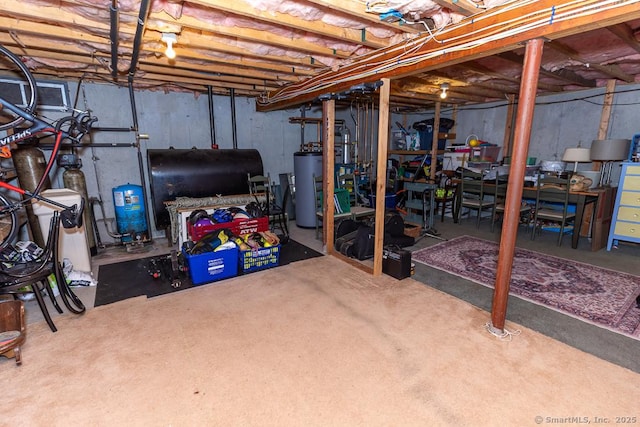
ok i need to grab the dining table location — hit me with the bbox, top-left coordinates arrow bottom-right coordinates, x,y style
454,177 -> 614,250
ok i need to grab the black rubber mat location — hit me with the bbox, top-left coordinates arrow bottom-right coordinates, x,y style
95,239 -> 323,307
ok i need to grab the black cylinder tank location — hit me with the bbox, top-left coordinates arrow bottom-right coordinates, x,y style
12,146 -> 51,247
147,148 -> 263,229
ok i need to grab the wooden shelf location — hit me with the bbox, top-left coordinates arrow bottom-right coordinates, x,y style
388,150 -> 445,155
288,117 -> 321,124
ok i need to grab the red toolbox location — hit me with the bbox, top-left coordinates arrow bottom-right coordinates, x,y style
188,216 -> 269,242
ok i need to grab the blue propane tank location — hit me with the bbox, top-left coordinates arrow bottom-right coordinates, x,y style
112,184 -> 148,243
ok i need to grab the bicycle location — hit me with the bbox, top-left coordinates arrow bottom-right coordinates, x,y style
0,44 -> 97,250
0,44 -> 97,315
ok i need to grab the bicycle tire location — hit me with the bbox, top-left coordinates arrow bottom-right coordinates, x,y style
0,194 -> 18,251
0,44 -> 38,132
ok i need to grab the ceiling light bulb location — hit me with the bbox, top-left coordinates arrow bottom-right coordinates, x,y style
439,83 -> 450,99
161,33 -> 178,59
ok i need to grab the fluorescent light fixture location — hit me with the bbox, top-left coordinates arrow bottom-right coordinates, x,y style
439,83 -> 449,99
161,33 -> 177,59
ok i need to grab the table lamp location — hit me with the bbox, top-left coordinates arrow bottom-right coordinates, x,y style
590,139 -> 631,186
562,147 -> 591,174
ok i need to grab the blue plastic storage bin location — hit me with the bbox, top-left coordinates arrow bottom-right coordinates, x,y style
183,246 -> 239,285
413,118 -> 454,151
239,245 -> 280,273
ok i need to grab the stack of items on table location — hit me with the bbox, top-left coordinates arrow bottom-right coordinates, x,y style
182,202 -> 280,285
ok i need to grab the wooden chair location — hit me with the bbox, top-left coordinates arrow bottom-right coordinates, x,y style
490,172 -> 532,232
336,173 -> 375,221
531,174 -> 576,246
270,182 -> 290,238
248,173 -> 290,237
313,174 -> 351,240
434,175 -> 457,222
0,211 -> 86,332
247,173 -> 271,214
0,299 -> 26,365
455,168 -> 494,227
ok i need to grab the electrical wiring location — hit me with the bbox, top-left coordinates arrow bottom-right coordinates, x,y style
259,0 -> 639,106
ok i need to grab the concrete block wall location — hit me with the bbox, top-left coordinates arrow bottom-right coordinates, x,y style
6,78 -> 640,246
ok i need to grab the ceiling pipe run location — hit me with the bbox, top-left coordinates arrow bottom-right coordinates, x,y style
230,88 -> 238,149
110,0 -> 119,80
127,79 -> 154,244
127,0 -> 150,79
207,86 -> 217,149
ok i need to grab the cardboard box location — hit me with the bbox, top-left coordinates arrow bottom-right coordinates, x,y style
403,223 -> 421,238
239,244 -> 280,273
183,246 -> 238,285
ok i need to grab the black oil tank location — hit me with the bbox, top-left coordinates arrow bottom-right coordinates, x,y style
147,148 -> 263,229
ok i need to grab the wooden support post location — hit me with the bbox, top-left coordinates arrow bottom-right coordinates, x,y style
598,80 -> 617,140
503,94 -> 516,158
491,38 -> 544,333
430,101 -> 441,181
373,78 -> 391,276
322,99 -> 336,252
593,79 -> 617,171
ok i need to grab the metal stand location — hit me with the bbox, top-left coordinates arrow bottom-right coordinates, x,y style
415,187 -> 447,243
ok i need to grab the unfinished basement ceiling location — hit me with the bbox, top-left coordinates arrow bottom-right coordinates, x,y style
1,1 -> 640,111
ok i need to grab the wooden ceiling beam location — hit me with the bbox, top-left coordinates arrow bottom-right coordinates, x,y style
546,40 -> 636,83
28,68 -> 259,96
148,9 -> 353,61
430,0 -> 481,16
303,0 -> 420,34
463,61 -> 564,92
415,72 -> 511,98
258,0 -> 640,111
153,47 -> 315,79
550,68 -> 598,88
0,0 -> 110,33
161,30 -> 323,71
138,63 -> 281,88
435,68 -> 521,95
496,51 -> 597,88
0,17 -> 106,45
187,0 -> 390,49
607,23 -> 640,55
447,85 -> 505,101
395,76 -> 490,103
139,72 -> 269,93
135,53 -> 300,83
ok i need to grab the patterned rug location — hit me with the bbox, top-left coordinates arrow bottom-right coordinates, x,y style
412,236 -> 640,340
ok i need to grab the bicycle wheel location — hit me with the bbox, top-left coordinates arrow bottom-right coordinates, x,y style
0,44 -> 38,132
0,194 -> 18,251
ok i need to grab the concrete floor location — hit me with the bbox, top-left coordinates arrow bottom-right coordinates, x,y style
406,215 -> 640,374
9,212 -> 640,373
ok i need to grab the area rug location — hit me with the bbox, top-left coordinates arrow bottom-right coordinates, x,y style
412,236 -> 640,339
95,239 -> 323,307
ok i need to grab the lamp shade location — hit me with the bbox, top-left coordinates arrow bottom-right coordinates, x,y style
590,139 -> 631,161
562,147 -> 591,162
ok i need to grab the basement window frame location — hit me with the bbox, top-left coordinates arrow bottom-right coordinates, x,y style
0,77 -> 70,111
